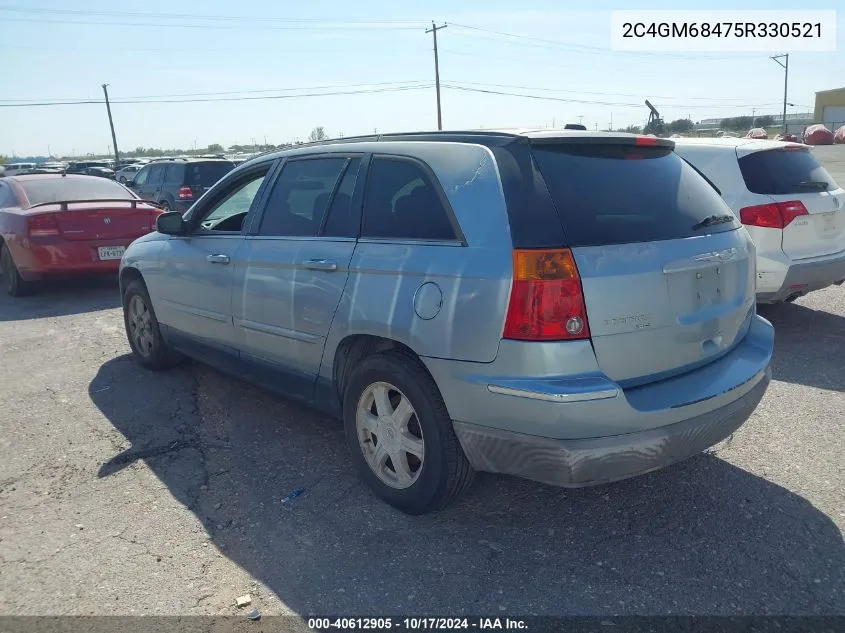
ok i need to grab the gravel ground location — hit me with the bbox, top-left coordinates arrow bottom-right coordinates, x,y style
1,147 -> 843,618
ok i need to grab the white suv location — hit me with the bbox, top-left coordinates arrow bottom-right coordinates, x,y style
674,138 -> 845,303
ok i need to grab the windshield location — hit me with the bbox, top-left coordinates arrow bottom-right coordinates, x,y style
20,177 -> 135,206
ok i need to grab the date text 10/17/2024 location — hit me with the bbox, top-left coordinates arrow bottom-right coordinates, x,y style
308,618 -> 528,630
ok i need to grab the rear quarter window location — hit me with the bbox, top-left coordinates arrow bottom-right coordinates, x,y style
738,148 -> 838,195
531,144 -> 739,247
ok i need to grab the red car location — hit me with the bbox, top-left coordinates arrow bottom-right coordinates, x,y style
0,174 -> 163,296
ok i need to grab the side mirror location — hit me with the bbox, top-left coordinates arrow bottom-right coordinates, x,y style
156,211 -> 186,235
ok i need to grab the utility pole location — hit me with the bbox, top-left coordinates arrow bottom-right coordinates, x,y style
610,113 -> 613,131
102,84 -> 120,169
770,53 -> 789,133
578,115 -> 584,125
426,21 -> 447,130
752,108 -> 756,127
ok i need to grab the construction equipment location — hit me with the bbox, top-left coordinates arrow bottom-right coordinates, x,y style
645,100 -> 665,136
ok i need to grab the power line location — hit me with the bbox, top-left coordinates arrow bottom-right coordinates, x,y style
0,16 -> 421,31
448,22 -> 753,60
444,79 -> 784,103
442,84 -> 782,109
0,5 -> 427,24
0,85 -> 433,108
0,80 -> 431,104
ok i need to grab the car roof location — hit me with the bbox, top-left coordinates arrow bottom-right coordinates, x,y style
250,129 -> 674,162
8,173 -> 110,183
671,137 -> 805,152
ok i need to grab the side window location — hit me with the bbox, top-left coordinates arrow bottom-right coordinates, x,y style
258,157 -> 348,237
196,168 -> 270,233
147,165 -> 165,185
133,166 -> 150,186
321,158 -> 361,237
362,156 -> 456,241
165,164 -> 183,183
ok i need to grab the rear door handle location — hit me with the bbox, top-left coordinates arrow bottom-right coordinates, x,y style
206,254 -> 230,264
303,258 -> 338,272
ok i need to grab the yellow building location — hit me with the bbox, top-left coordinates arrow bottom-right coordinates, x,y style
814,87 -> 845,129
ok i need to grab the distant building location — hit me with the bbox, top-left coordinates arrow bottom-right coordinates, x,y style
814,87 -> 845,129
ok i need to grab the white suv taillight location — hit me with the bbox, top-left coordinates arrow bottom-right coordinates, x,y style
739,201 -> 808,229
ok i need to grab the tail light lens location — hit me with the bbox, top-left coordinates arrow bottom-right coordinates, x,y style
739,201 -> 808,229
178,186 -> 193,200
27,213 -> 60,237
503,248 -> 591,341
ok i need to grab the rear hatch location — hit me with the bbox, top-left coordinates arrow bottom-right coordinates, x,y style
51,201 -> 159,241
183,161 -> 235,198
737,145 -> 845,260
531,138 -> 755,385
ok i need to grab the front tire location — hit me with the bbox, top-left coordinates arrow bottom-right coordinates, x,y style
343,350 -> 474,514
0,244 -> 33,297
122,279 -> 182,370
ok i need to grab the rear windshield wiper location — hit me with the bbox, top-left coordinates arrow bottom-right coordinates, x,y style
795,180 -> 829,191
692,214 -> 735,231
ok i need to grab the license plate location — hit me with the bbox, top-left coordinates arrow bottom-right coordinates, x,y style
822,212 -> 836,234
98,246 -> 126,260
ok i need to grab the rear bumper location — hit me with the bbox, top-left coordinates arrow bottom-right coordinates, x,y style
12,239 -> 129,280
757,249 -> 845,302
454,369 -> 769,487
424,315 -> 774,487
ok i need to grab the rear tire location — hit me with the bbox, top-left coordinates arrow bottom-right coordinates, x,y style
122,279 -> 182,370
343,349 -> 474,514
0,244 -> 33,297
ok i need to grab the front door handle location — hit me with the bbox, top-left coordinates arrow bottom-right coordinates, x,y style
206,254 -> 230,264
303,258 -> 338,272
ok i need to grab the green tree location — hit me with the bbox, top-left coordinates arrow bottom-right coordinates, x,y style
207,143 -> 224,153
308,126 -> 328,142
667,118 -> 694,133
0,155 -> 8,165
720,116 -> 753,131
756,115 -> 774,128
616,125 -> 642,134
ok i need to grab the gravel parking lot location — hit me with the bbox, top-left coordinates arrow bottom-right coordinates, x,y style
1,147 -> 843,618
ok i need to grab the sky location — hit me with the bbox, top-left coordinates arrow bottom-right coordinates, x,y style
0,0 -> 842,157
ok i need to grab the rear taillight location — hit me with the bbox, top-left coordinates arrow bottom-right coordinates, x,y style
27,213 -> 59,237
503,248 -> 591,341
178,186 -> 193,200
739,201 -> 808,229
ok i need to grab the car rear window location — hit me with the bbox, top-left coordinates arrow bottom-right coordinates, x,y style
738,148 -> 837,195
184,161 -> 235,187
20,178 -> 135,206
531,144 -> 739,247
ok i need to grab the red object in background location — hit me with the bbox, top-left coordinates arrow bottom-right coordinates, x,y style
0,174 -> 163,284
745,128 -> 768,139
834,125 -> 845,144
803,124 -> 835,145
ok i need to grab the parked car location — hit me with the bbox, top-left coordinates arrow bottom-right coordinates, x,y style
674,138 -> 845,303
127,158 -> 235,213
0,174 -> 162,296
84,166 -> 116,179
3,163 -> 37,177
65,160 -> 113,175
115,164 -> 143,184
119,130 -> 774,514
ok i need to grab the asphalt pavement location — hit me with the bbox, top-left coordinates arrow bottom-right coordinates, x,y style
0,147 -> 843,618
